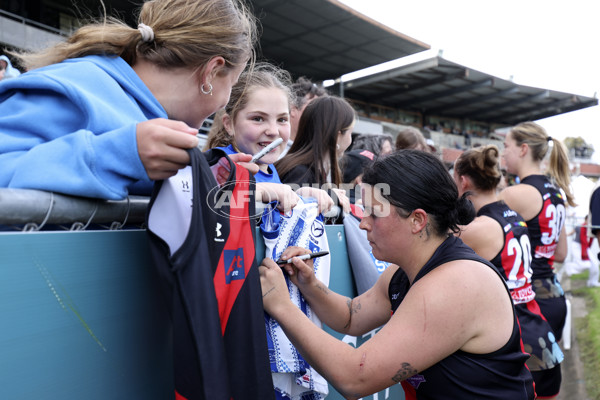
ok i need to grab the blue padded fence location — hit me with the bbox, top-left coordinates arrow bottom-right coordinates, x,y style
0,227 -> 403,399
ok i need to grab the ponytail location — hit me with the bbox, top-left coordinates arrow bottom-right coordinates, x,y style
547,137 -> 576,207
509,122 -> 575,207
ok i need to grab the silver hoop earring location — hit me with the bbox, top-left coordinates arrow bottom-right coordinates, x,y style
201,83 -> 213,96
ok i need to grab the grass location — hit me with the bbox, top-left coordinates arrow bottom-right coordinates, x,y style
570,271 -> 600,399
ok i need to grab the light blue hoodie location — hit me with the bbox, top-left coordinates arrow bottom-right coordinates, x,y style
0,55 -> 167,199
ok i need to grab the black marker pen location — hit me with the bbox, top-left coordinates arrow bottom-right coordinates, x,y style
276,250 -> 329,265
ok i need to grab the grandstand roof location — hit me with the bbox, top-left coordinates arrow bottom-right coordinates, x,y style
3,1 -> 596,126
251,0 -> 430,81
330,56 -> 598,126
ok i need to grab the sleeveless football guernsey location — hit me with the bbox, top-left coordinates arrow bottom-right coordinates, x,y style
478,201 -> 563,374
520,175 -> 567,341
147,148 -> 274,400
389,236 -> 535,400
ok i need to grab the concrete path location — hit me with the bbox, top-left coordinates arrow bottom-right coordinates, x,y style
557,282 -> 590,400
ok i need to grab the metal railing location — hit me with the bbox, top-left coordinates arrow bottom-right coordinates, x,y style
0,188 -> 148,231
0,9 -> 66,36
0,188 -> 341,232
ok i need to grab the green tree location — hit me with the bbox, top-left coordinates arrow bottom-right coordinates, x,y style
564,136 -> 595,158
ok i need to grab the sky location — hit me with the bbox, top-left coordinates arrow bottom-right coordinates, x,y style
338,0 -> 600,160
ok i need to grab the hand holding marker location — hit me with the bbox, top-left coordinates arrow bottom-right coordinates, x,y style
276,250 -> 329,265
250,138 -> 283,162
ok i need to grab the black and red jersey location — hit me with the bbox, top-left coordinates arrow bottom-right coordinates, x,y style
389,236 -> 535,400
478,201 -> 564,374
147,148 -> 274,400
520,175 -> 567,279
477,201 -> 534,304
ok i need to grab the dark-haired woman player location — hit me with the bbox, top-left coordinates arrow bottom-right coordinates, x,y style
259,150 -> 535,400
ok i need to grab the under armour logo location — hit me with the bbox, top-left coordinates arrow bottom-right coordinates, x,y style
181,180 -> 190,191
214,223 -> 224,242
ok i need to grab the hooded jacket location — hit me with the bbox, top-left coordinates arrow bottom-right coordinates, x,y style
0,55 -> 165,199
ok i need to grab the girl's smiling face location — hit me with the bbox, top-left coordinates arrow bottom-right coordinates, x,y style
224,87 -> 290,171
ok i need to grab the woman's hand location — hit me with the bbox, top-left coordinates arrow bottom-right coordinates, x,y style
295,187 -> 334,214
331,188 -> 351,214
209,156 -> 232,186
256,182 -> 300,213
136,118 -> 199,180
277,246 -> 319,288
227,152 -> 259,175
259,258 -> 293,317
209,153 -> 259,186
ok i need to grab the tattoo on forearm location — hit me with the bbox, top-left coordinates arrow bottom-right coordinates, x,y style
344,299 -> 352,329
315,282 -> 330,295
392,362 -> 417,383
343,298 -> 361,329
263,287 -> 276,298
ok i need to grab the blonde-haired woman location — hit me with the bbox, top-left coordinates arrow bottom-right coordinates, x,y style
0,0 -> 257,199
499,121 -> 575,344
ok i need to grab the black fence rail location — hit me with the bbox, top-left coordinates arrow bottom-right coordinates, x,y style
0,188 -> 148,231
0,188 -> 342,231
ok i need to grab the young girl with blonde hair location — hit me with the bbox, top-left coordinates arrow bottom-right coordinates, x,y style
206,62 -> 334,214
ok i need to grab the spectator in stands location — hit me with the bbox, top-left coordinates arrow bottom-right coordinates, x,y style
275,95 -> 355,213
341,149 -> 375,185
394,126 -> 429,152
498,121 -> 576,342
0,0 -> 257,199
454,144 -> 564,400
279,76 -> 329,158
259,150 -> 535,400
350,133 -> 394,156
205,62 -> 333,214
0,55 -> 21,80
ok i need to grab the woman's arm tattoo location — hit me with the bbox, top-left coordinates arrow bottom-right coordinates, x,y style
392,362 -> 417,383
343,298 -> 361,329
315,282 -> 330,295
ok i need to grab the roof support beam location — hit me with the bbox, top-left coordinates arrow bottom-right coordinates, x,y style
467,90 -> 550,120
527,99 -> 599,122
504,97 -> 599,125
427,86 -> 520,114
395,78 -> 494,109
370,69 -> 469,105
343,58 -> 443,90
